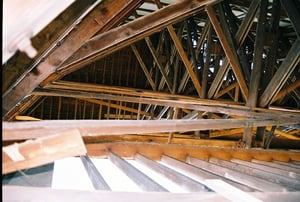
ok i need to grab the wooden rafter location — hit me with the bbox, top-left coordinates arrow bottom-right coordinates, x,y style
2,0 -> 142,119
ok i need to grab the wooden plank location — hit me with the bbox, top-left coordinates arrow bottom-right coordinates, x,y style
108,151 -> 168,192
209,157 -> 300,191
2,129 -> 86,175
80,155 -> 111,190
273,80 -> 300,103
232,158 -> 300,179
187,156 -> 288,192
204,179 -> 263,202
251,159 -> 300,175
2,119 -> 290,141
160,155 -> 256,192
2,0 -> 142,119
135,153 -> 209,192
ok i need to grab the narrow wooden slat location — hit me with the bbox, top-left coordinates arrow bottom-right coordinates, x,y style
209,157 -> 300,191
251,159 -> 300,175
167,25 -> 202,96
135,153 -> 209,192
160,155 -> 255,192
204,179 -> 263,202
145,37 -> 173,92
2,129 -> 86,175
80,155 -> 111,190
131,44 -> 156,90
187,156 -> 288,192
108,151 -> 168,192
231,158 -> 300,179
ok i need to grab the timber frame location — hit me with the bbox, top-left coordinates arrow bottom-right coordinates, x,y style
2,0 -> 300,166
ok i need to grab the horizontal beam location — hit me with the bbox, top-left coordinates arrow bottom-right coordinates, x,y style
84,142 -> 300,162
36,84 -> 300,121
2,118 -> 291,141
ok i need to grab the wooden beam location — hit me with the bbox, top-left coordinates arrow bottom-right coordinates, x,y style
187,156 -> 288,192
81,98 -> 150,117
160,155 -> 255,192
135,153 -> 209,192
209,157 -> 300,191
2,118 -> 297,141
259,39 -> 300,107
167,25 -> 202,96
33,87 -> 300,122
83,134 -> 237,148
131,44 -> 156,90
108,151 -> 168,192
206,5 -> 249,100
145,37 -> 173,92
58,0 -> 219,74
272,79 -> 300,103
207,0 -> 259,99
2,0 -> 142,119
2,129 -> 86,175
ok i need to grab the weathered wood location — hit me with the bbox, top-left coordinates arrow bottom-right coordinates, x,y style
232,158 -> 300,179
160,155 -> 256,192
167,25 -> 202,96
33,87 -> 300,123
243,0 -> 269,148
135,153 -> 209,192
259,39 -> 300,107
2,129 -> 86,175
131,44 -> 156,90
80,155 -> 111,190
3,119 -> 293,141
3,0 -> 142,119
108,151 -> 168,192
145,37 -> 173,92
206,5 -> 249,100
210,157 -> 300,190
207,0 -> 259,99
58,0 -> 219,74
187,156 -> 288,192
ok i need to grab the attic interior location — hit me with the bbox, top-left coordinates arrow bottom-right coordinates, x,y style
2,0 -> 300,201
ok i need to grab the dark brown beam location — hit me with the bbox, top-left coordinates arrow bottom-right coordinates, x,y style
280,0 -> 300,38
206,5 -> 249,100
2,0 -> 142,119
259,39 -> 300,107
243,0 -> 268,148
207,0 -> 259,99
